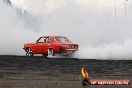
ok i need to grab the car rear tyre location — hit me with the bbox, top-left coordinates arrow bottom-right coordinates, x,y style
48,48 -> 55,56
42,53 -> 48,57
26,48 -> 33,56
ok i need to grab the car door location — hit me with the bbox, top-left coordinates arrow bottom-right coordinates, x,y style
42,37 -> 51,53
32,37 -> 44,53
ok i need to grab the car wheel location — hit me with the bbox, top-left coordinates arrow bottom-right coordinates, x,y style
65,53 -> 72,56
26,48 -> 33,56
82,78 -> 91,86
48,48 -> 55,56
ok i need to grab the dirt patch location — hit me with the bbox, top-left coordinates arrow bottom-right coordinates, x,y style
0,56 -> 131,88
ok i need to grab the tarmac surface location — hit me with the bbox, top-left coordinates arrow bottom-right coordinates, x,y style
0,55 -> 131,88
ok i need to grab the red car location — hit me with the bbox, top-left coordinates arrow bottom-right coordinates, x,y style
23,36 -> 79,57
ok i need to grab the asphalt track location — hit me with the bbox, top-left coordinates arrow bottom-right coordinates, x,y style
0,56 -> 131,88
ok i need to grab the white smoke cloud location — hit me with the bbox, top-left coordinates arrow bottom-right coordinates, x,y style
75,39 -> 132,59
1,0 -> 132,59
0,0 -> 39,55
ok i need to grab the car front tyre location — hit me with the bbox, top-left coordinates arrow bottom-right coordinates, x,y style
26,48 -> 34,56
48,48 -> 55,56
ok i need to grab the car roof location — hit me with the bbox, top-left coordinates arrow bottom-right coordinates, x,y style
41,35 -> 65,38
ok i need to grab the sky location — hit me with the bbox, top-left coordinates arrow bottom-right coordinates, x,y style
1,0 -> 132,59
10,0 -> 131,17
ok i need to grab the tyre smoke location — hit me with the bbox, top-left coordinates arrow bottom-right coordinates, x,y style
1,0 -> 132,59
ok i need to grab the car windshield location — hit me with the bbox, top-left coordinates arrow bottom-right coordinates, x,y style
55,37 -> 71,43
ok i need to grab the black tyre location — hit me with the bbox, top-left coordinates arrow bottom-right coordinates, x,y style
48,48 -> 55,56
82,78 -> 91,86
42,53 -> 48,57
26,48 -> 34,56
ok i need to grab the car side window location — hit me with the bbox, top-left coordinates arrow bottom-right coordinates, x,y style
44,38 -> 47,43
43,38 -> 50,43
37,37 -> 44,43
46,38 -> 50,43
37,37 -> 51,43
